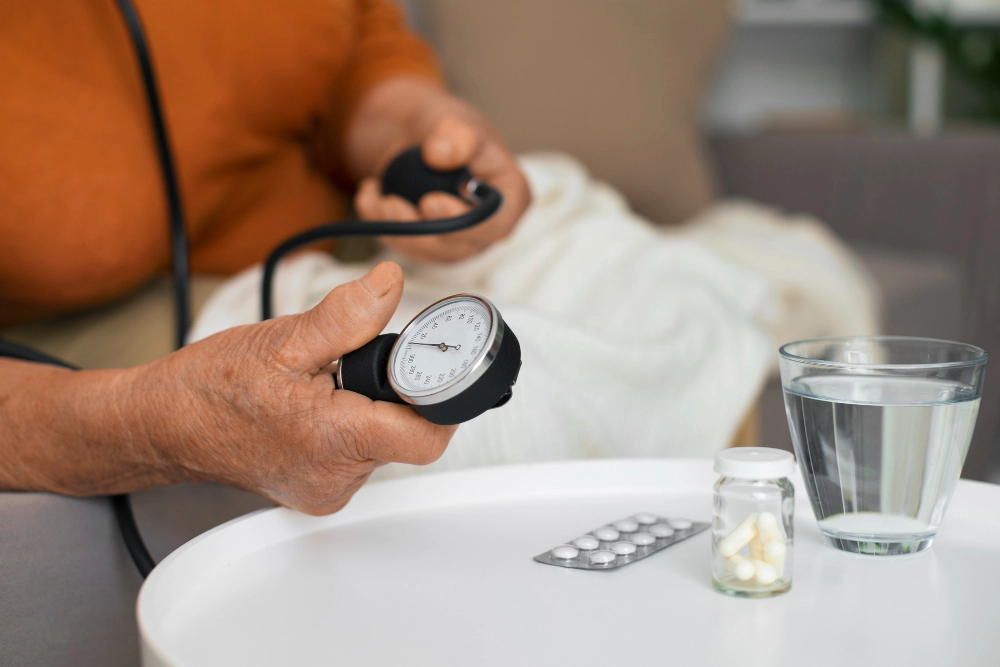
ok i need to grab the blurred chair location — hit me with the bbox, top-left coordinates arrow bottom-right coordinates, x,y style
415,0 -> 731,226
712,131 -> 1000,481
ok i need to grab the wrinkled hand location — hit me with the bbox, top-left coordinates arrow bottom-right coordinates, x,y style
133,262 -> 455,515
349,78 -> 531,262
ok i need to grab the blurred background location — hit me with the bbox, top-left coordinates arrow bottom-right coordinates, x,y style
399,0 -> 1000,481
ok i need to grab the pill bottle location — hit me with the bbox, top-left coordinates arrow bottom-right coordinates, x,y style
712,447 -> 794,597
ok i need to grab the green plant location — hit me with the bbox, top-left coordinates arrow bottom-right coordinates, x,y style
874,0 -> 1000,119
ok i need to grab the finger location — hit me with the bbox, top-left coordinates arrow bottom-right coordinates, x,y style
437,143 -> 529,238
381,193 -> 512,261
295,469 -> 375,516
320,389 -> 457,466
351,399 -> 458,466
463,166 -> 530,244
354,179 -> 382,219
379,194 -> 420,222
422,114 -> 483,170
356,179 -> 422,222
417,192 -> 471,220
281,261 -> 404,370
446,150 -> 531,247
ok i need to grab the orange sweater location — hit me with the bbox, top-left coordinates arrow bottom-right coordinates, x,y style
0,0 -> 441,324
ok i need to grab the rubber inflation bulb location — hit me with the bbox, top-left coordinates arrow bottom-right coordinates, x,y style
380,146 -> 473,206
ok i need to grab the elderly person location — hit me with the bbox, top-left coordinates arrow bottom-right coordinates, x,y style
0,0 -> 530,513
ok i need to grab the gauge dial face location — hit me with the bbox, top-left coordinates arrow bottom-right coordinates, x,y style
390,297 -> 495,397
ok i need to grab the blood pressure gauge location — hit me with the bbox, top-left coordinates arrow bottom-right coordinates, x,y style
332,294 -> 521,425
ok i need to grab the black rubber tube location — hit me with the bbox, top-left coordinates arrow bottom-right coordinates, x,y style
113,0 -> 191,351
111,0 -> 189,579
260,184 -> 502,320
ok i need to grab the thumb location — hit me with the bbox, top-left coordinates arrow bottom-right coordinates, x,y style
280,261 -> 404,370
422,114 -> 482,171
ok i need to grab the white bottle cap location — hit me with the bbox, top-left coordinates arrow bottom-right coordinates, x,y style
714,447 -> 794,480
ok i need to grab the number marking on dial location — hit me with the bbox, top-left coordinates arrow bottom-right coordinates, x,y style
393,301 -> 492,394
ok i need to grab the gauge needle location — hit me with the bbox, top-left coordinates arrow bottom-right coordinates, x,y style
413,342 -> 462,352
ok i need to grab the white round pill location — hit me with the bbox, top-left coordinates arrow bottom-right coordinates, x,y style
612,518 -> 639,532
649,523 -> 675,538
589,550 -> 617,565
633,512 -> 658,525
630,532 -> 656,546
667,517 -> 693,530
610,541 -> 637,555
593,526 -> 620,541
551,545 -> 579,560
573,536 -> 600,550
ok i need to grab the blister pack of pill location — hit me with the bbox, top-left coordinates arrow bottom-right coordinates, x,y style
533,513 -> 710,570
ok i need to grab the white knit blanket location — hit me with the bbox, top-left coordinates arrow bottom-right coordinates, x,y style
190,154 -> 879,481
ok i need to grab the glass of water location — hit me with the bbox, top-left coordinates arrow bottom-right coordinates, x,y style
779,336 -> 987,555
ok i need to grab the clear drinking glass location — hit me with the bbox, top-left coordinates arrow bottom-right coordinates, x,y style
779,336 -> 987,555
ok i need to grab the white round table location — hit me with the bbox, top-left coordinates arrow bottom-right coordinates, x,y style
138,459 -> 1000,666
